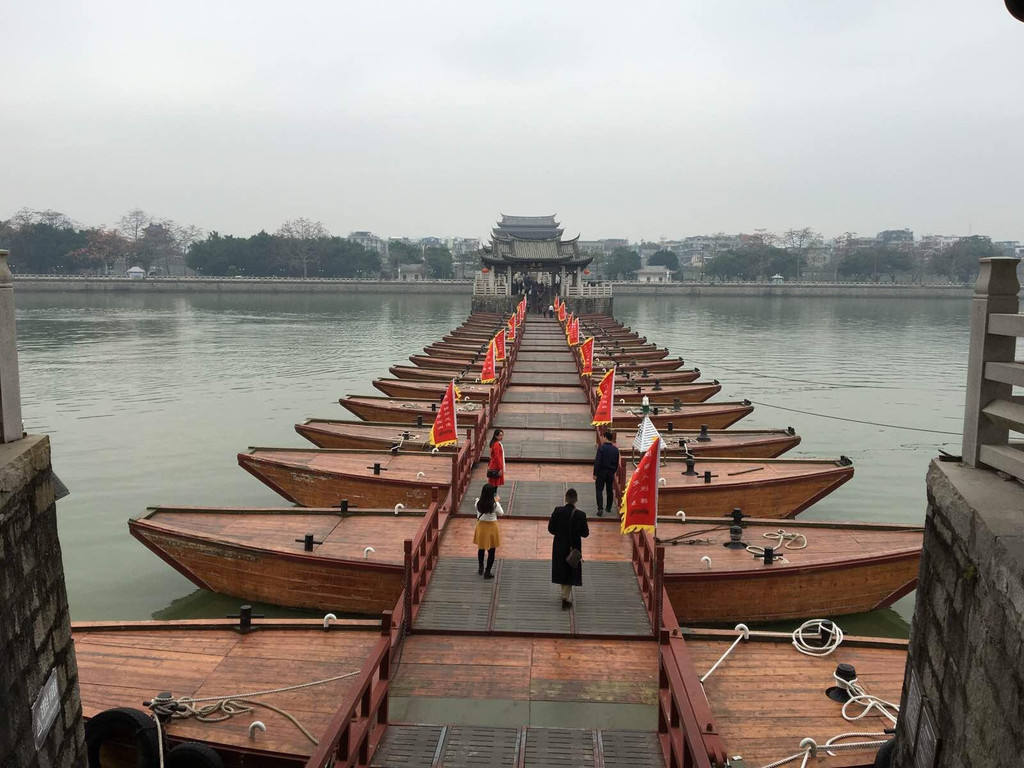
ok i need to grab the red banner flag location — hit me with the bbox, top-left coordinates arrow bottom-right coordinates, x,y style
580,337 -> 594,376
518,298 -> 525,322
507,314 -> 516,341
480,338 -> 497,384
429,381 -> 460,448
568,316 -> 580,347
494,328 -> 506,361
593,368 -> 615,426
554,296 -> 560,312
620,436 -> 660,534
558,304 -> 566,323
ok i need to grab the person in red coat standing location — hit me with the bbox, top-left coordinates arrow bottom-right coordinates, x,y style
487,429 -> 505,487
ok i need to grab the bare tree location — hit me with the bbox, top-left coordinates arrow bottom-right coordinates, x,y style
118,209 -> 151,271
276,217 -> 329,278
169,222 -> 204,276
782,228 -> 823,281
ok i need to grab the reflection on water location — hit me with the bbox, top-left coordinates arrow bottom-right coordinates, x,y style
17,291 -> 969,636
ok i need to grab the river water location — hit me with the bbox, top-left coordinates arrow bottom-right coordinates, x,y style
15,292 -> 970,636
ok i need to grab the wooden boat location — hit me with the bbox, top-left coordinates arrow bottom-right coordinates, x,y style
603,380 -> 722,404
612,400 -> 755,429
656,516 -> 921,623
615,368 -> 701,384
297,419 -> 462,451
130,507 -> 426,613
595,356 -> 685,373
373,378 -> 493,401
630,456 -> 855,518
238,448 -> 453,508
612,426 -> 802,458
389,365 -> 479,382
681,627 -> 905,767
339,395 -> 488,425
408,354 -> 507,371
74,618 -> 387,767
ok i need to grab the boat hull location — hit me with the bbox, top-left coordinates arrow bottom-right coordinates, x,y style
666,549 -> 919,624
339,397 -> 487,425
130,523 -> 404,614
238,453 -> 449,508
614,403 -> 754,430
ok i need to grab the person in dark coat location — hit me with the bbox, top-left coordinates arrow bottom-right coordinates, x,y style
548,488 -> 589,608
593,430 -> 620,516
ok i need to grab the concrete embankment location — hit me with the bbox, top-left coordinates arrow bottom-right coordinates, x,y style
12,277 -> 472,294
613,282 -> 973,298
12,277 -> 973,298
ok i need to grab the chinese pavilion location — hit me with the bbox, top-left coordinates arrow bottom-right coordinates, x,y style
473,214 -> 612,315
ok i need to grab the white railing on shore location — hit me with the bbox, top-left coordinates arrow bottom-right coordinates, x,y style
565,282 -> 613,297
472,275 -> 509,296
962,257 -> 1024,480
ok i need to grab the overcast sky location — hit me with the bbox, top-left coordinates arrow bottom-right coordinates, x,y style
3,1 -> 1022,242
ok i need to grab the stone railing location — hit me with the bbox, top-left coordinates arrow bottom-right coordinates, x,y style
961,256 -> 1024,479
472,275 -> 509,296
564,281 -> 613,297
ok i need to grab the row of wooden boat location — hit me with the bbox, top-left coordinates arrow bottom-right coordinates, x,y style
75,308 -> 914,767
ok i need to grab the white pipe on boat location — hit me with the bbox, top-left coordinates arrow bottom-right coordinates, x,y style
701,556 -> 712,569
363,546 -> 375,559
676,510 -> 686,520
394,503 -> 405,515
322,613 -> 337,629
416,471 -> 426,479
249,721 -> 266,738
658,477 -> 667,486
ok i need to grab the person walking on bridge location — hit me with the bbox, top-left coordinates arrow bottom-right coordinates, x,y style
487,428 -> 505,487
593,430 -> 620,517
548,488 -> 589,609
473,483 -> 504,579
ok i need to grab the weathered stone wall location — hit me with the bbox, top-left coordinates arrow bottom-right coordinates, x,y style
0,435 -> 86,767
892,460 -> 1023,766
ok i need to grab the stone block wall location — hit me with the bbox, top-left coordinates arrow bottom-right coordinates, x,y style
0,435 -> 86,767
893,460 -> 1024,766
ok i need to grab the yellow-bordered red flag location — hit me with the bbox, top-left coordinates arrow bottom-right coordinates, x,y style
429,381 -> 459,447
507,314 -> 516,341
580,337 -> 594,376
568,316 -> 580,346
494,329 -> 506,361
620,436 -> 660,534
480,338 -> 497,384
593,367 -> 615,426
558,303 -> 566,323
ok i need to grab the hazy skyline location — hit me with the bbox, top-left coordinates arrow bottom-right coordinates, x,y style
3,1 -> 1022,243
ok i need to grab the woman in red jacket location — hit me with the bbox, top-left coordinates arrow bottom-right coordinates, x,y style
487,429 -> 505,487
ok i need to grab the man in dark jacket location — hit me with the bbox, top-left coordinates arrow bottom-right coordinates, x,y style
548,488 -> 589,608
593,430 -> 620,516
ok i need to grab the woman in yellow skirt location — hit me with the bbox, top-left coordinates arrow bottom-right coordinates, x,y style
473,483 -> 504,579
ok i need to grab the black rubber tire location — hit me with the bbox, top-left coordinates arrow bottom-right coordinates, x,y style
873,737 -> 896,768
85,707 -> 162,768
167,742 -> 225,768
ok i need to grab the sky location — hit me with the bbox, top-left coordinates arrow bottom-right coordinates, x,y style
3,1 -> 1022,243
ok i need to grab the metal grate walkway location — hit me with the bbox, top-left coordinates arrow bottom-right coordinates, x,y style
414,558 -> 651,637
372,726 -> 661,767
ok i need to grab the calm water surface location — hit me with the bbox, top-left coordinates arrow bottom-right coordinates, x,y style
16,292 -> 970,636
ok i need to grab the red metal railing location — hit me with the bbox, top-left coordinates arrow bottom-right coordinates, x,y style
631,532 -> 729,768
402,494 -> 445,634
304,612 -> 393,768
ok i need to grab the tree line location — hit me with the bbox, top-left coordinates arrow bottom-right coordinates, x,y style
0,209 -> 458,278
586,228 -> 1001,283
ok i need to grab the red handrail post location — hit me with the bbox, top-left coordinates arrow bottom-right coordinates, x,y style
403,540 -> 413,635
655,547 -> 665,635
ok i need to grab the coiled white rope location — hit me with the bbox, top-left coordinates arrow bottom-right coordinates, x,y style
757,735 -> 892,768
832,672 -> 900,725
791,619 -> 844,657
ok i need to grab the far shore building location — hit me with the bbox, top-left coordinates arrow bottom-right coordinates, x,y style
126,266 -> 145,279
636,265 -> 673,283
348,231 -> 387,256
397,263 -> 428,281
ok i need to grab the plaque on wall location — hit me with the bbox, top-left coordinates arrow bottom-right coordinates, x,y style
915,701 -> 940,768
31,669 -> 60,749
904,670 -> 923,750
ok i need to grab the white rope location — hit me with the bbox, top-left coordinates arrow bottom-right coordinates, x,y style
181,670 -> 359,705
757,735 -> 892,768
699,624 -> 749,683
824,732 -> 892,756
833,672 -> 900,725
761,529 -> 808,550
791,619 -> 844,657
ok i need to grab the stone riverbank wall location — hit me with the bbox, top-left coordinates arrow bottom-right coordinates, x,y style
892,459 -> 1024,766
0,435 -> 85,767
13,276 -> 972,299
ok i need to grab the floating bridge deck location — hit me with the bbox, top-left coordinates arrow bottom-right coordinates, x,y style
376,317 -> 663,766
